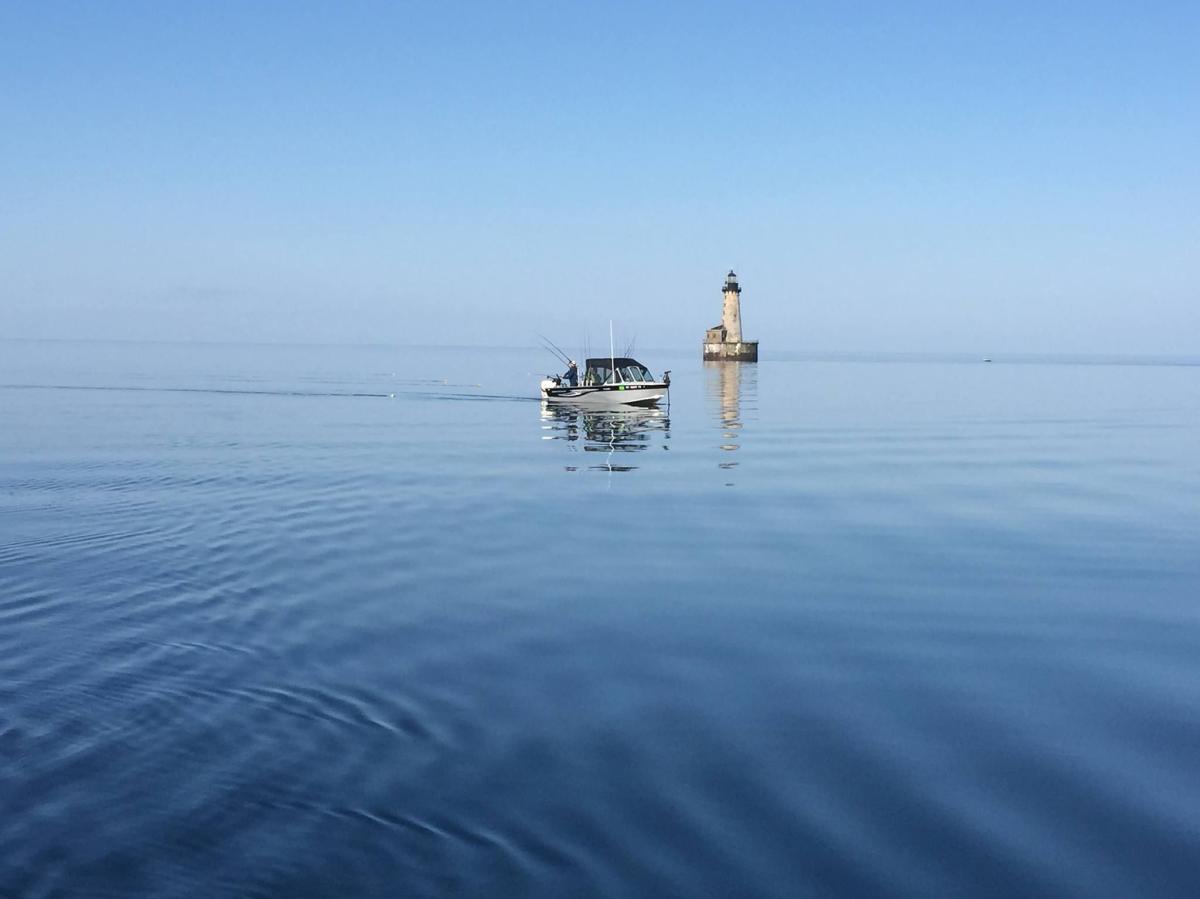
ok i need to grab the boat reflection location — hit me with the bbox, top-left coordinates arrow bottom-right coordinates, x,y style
704,362 -> 756,477
540,403 -> 671,472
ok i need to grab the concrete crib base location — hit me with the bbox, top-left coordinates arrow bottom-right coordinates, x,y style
703,340 -> 759,362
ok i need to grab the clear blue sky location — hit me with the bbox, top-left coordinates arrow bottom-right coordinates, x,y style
2,1 -> 1196,353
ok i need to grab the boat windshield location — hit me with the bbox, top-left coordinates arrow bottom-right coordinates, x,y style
621,365 -> 649,383
583,358 -> 655,386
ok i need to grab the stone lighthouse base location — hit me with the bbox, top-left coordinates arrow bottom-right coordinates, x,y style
703,340 -> 759,362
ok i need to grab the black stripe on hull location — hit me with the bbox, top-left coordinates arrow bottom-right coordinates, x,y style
543,392 -> 664,407
543,383 -> 667,400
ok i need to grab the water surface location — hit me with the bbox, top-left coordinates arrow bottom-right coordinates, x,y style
2,341 -> 1199,897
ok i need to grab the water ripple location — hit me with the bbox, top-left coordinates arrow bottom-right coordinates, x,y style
2,345 -> 1199,897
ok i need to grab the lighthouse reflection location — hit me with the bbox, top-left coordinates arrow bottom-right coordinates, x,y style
540,403 -> 671,472
704,362 -> 755,472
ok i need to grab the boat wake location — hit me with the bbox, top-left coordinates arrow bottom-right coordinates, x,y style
0,383 -> 393,399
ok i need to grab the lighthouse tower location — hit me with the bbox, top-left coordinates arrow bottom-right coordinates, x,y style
721,270 -> 743,342
703,270 -> 759,361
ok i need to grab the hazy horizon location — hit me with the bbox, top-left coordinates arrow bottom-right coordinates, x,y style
3,2 -> 1197,355
5,336 -> 1200,368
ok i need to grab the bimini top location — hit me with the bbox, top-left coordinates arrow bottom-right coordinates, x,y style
583,357 -> 657,385
585,357 -> 642,370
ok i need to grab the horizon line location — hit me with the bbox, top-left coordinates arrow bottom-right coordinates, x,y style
2,336 -> 1198,364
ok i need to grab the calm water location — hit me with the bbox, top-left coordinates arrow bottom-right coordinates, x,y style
2,340 -> 1199,898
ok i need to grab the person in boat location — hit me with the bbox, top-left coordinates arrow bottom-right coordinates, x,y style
563,360 -> 578,386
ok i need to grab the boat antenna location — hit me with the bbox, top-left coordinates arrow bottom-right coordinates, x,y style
609,320 -> 616,383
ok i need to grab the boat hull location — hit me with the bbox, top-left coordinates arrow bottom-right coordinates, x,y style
541,382 -> 667,407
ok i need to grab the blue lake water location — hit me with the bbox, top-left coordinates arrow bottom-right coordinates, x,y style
2,340 -> 1199,897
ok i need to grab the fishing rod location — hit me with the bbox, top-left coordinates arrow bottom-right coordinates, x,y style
538,341 -> 570,367
538,333 -> 575,364
536,333 -> 574,367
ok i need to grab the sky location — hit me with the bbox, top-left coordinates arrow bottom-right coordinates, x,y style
1,1 -> 1197,354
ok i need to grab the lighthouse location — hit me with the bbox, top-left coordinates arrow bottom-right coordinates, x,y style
703,270 -> 759,361
721,270 -> 743,342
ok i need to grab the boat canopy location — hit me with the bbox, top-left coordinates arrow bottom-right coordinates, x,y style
583,357 -> 656,386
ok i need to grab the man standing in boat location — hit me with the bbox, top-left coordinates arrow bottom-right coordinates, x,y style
563,359 -> 578,386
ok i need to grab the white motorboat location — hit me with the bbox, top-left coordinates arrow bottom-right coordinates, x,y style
540,357 -> 670,407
